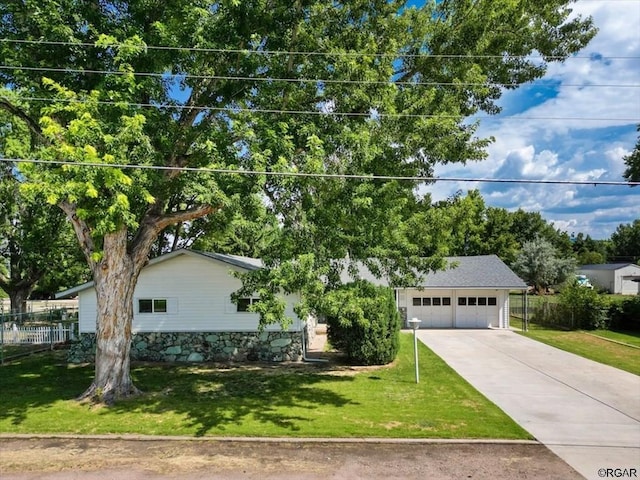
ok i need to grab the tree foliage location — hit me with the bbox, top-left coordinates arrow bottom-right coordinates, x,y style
512,237 -> 575,294
0,0 -> 596,401
0,161 -> 89,314
609,220 -> 640,264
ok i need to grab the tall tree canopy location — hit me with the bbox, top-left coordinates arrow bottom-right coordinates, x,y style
0,0 -> 596,402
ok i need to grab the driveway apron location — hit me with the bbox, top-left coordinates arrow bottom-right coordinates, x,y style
415,329 -> 640,480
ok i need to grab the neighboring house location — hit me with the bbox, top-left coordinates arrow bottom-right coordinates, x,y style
577,263 -> 640,295
347,255 -> 527,329
56,249 -> 314,363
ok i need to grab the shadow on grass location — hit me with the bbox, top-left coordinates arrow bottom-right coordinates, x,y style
0,351 -> 357,436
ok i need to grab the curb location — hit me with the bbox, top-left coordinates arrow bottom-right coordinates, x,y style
0,433 -> 539,445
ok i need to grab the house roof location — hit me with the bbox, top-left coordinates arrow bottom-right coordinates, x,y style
55,249 -> 262,298
579,263 -> 640,271
345,255 -> 527,289
56,250 -> 526,299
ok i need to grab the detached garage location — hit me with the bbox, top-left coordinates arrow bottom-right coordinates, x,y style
395,255 -> 527,329
577,263 -> 640,295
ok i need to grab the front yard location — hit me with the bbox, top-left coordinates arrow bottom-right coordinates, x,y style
0,333 -> 530,439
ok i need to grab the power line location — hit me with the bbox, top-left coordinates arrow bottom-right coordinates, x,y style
1,64 -> 638,89
2,157 -> 638,187
4,95 -> 638,122
1,38 -> 638,60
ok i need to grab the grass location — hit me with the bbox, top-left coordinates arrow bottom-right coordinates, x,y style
0,333 -> 530,439
514,325 -> 640,376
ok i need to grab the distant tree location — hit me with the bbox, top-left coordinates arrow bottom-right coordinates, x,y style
609,220 -> 640,264
512,237 -> 576,294
572,233 -> 607,266
510,209 -> 573,256
623,126 -> 639,183
433,190 -> 487,256
483,207 -> 521,264
0,162 -> 89,314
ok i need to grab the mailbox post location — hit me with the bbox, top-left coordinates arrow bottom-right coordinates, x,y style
408,317 -> 421,383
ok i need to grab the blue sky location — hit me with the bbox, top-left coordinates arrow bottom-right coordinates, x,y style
427,0 -> 640,239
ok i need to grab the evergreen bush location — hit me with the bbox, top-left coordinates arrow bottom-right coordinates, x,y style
321,281 -> 400,365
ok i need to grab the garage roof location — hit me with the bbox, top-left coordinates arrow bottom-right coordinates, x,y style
346,255 -> 527,289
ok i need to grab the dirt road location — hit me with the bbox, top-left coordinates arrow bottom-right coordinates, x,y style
0,437 -> 583,479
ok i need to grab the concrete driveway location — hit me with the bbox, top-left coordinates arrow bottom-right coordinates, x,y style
415,329 -> 640,480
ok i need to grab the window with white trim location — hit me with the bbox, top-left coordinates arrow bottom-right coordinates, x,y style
237,297 -> 260,312
138,298 -> 168,314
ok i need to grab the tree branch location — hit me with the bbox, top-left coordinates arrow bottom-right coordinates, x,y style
0,99 -> 47,145
130,204 -> 219,270
58,201 -> 97,272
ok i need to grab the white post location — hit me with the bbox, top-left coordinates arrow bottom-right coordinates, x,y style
408,318 -> 421,384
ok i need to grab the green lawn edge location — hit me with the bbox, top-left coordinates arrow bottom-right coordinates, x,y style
0,333 -> 530,440
514,327 -> 640,376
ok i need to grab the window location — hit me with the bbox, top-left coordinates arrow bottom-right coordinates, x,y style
422,297 -> 431,306
138,298 -> 167,314
432,297 -> 441,306
478,297 -> 487,306
468,297 -> 477,306
412,297 -> 421,306
237,297 -> 260,312
488,297 -> 497,306
442,297 -> 451,306
458,297 -> 467,306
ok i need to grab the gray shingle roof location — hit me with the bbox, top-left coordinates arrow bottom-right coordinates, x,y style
345,255 -> 527,289
421,255 -> 526,288
579,263 -> 638,271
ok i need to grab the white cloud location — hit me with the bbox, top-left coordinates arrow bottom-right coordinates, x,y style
431,0 -> 640,239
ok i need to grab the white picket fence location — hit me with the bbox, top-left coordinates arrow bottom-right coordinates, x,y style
1,323 -> 76,345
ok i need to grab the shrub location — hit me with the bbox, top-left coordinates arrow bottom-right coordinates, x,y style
321,281 -> 400,365
558,284 -> 609,330
609,296 -> 640,332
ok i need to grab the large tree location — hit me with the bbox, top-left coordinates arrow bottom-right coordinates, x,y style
0,0 -> 596,402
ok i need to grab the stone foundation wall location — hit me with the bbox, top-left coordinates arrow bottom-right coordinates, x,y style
68,330 -> 304,363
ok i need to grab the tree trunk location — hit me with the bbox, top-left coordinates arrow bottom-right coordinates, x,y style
8,288 -> 29,319
78,230 -> 143,404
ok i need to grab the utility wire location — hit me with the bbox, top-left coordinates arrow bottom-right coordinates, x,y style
2,157 -> 638,187
1,38 -> 638,60
1,65 -> 638,89
4,95 -> 638,122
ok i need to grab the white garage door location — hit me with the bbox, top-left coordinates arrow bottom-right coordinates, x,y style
408,294 -> 453,328
455,295 -> 499,328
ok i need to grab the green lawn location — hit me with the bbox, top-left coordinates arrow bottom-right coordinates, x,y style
0,333 -> 530,439
515,326 -> 640,376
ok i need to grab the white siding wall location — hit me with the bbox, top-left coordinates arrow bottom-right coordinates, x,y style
619,265 -> 640,295
580,266 -> 640,294
77,253 -> 301,333
580,269 -> 615,293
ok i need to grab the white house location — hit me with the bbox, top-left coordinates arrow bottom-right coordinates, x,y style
345,255 -> 527,329
56,249 -> 313,363
577,263 -> 640,295
58,251 -> 526,364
